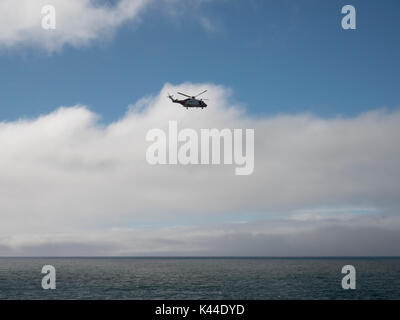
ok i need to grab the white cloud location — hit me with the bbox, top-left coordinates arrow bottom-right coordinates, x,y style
1,82 -> 400,255
0,0 -> 150,51
0,0 -> 222,52
199,16 -> 217,32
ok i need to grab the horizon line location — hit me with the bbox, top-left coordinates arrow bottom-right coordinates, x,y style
1,256 -> 399,259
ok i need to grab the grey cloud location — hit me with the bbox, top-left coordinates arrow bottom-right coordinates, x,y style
2,215 -> 400,256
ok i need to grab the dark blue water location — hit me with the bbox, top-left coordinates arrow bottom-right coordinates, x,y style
0,258 -> 399,299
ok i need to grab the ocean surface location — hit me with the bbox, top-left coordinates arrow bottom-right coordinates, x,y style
0,257 -> 399,300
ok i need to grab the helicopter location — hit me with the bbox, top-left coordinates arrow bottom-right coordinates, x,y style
168,90 -> 208,109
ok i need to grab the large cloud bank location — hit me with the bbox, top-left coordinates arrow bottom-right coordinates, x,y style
1,83 -> 400,255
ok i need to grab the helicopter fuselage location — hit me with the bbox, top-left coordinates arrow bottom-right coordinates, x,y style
168,90 -> 208,109
171,98 -> 207,109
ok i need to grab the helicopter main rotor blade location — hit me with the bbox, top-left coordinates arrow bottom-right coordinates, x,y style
195,90 -> 207,98
178,92 -> 191,98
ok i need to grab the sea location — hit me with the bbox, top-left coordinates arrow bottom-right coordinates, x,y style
0,257 -> 399,300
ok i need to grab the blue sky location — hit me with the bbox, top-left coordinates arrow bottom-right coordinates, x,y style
1,0 -> 400,123
1,0 -> 400,256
